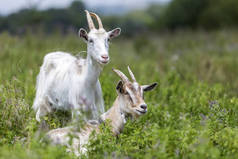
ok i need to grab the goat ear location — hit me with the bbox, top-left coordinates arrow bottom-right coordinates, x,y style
108,28 -> 121,40
142,82 -> 157,92
79,28 -> 88,42
116,80 -> 124,94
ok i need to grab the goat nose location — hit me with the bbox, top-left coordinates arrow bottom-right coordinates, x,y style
140,104 -> 147,110
101,55 -> 108,60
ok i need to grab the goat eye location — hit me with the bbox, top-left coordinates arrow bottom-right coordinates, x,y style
89,39 -> 94,44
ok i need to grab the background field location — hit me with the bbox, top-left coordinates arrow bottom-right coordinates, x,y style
0,29 -> 238,158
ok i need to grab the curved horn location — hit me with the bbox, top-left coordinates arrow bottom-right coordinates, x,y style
127,66 -> 136,82
112,68 -> 129,82
85,10 -> 95,30
89,12 -> 103,29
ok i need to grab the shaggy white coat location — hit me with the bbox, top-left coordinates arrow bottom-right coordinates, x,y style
33,51 -> 104,121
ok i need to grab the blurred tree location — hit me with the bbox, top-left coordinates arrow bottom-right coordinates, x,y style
42,1 -> 86,33
161,0 -> 238,30
0,0 -> 86,34
198,0 -> 238,29
162,0 -> 208,29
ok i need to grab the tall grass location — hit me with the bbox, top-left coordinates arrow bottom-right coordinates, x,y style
0,30 -> 238,158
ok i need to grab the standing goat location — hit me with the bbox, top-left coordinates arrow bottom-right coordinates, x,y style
46,66 -> 157,156
33,10 -> 121,122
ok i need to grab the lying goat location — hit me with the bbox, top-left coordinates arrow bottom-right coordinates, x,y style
33,10 -> 121,121
46,66 -> 157,156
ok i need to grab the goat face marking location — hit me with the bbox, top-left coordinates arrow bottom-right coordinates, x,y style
114,66 -> 157,118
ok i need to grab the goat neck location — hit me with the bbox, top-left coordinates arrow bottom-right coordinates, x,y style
100,96 -> 126,135
85,54 -> 103,86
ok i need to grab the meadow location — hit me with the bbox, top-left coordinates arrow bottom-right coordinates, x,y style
0,29 -> 238,158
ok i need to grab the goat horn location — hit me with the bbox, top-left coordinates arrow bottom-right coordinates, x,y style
112,68 -> 129,82
127,66 -> 136,82
85,10 -> 95,30
89,12 -> 103,29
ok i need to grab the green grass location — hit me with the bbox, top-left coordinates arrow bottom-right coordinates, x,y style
0,29 -> 238,158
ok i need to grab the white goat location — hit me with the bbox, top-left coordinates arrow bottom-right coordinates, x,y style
46,66 -> 157,156
33,10 -> 121,121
